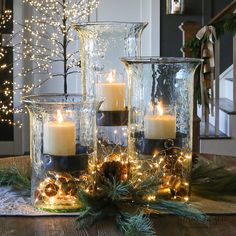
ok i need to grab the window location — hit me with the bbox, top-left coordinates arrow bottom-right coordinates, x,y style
0,0 -> 14,141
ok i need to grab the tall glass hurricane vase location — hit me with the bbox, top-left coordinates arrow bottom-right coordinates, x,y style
74,22 -> 147,182
121,57 -> 201,201
23,94 -> 101,212
74,22 -> 148,97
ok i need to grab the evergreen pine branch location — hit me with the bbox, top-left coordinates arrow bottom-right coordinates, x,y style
185,13 -> 236,58
100,178 -> 131,201
185,38 -> 201,58
146,200 -> 207,222
216,13 -> 236,36
78,189 -> 109,210
191,161 -> 236,200
117,212 -> 156,236
0,167 -> 31,195
131,176 -> 160,199
76,177 -> 207,235
76,190 -> 121,229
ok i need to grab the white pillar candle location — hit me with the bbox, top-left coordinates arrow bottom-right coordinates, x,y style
144,114 -> 176,139
96,70 -> 126,111
44,110 -> 76,156
144,103 -> 176,139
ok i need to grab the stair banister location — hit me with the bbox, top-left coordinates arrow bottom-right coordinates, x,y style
179,1 -> 236,150
209,0 -> 236,25
233,30 -> 236,111
214,38 -> 220,136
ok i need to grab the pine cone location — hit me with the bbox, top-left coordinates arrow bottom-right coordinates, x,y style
100,161 -> 126,182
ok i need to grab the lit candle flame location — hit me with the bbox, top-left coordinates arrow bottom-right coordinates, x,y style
149,102 -> 164,116
57,110 -> 63,123
149,102 -> 154,113
157,103 -> 163,116
106,69 -> 116,83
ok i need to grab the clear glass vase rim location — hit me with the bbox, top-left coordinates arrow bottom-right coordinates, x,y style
22,93 -> 101,106
120,57 -> 203,64
73,21 -> 148,27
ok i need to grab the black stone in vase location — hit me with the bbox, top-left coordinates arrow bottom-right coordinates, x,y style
96,110 -> 128,126
42,144 -> 89,173
134,131 -> 187,155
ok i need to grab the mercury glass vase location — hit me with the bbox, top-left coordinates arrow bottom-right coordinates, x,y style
74,22 -> 147,182
121,57 -> 201,201
22,94 -> 101,212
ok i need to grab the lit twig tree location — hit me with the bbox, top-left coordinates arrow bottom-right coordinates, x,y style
17,0 -> 100,93
0,0 -> 100,126
0,7 -> 14,126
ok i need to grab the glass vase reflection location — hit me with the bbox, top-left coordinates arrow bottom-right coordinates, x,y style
74,22 -> 147,182
121,57 -> 201,201
22,94 -> 101,212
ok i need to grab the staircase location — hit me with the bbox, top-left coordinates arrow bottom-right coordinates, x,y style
200,65 -> 236,156
180,1 -> 236,156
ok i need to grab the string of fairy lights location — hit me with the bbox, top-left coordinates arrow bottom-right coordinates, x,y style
0,0 -> 100,127
0,9 -> 12,29
33,130 -> 192,209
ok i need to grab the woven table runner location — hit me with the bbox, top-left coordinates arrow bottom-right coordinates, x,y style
0,186 -> 80,216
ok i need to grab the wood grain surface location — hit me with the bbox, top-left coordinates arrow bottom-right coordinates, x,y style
0,215 -> 236,236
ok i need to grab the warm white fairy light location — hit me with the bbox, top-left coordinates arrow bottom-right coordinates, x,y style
147,195 -> 156,201
0,0 -> 100,127
0,9 -> 15,126
34,170 -> 94,210
0,10 -> 12,29
127,146 -> 192,202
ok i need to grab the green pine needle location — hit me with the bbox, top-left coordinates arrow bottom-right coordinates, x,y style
131,176 -> 160,199
191,161 -> 236,200
117,212 -> 156,236
100,178 -> 130,201
184,13 -> 236,106
0,167 -> 31,195
76,187 -> 122,229
78,189 -> 105,209
76,177 -> 207,235
146,200 -> 207,222
185,12 -> 236,61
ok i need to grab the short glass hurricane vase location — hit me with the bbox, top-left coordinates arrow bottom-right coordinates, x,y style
121,57 -> 201,201
74,22 -> 147,182
22,94 -> 101,212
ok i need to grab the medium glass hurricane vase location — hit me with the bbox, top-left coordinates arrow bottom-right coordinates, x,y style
22,94 -> 101,212
121,57 -> 201,201
74,22 -> 147,183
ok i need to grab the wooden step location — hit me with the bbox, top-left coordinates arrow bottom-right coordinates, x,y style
225,77 -> 233,82
200,123 -> 231,140
219,98 -> 236,115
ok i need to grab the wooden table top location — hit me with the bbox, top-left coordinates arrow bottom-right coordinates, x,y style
0,155 -> 235,236
0,215 -> 235,236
